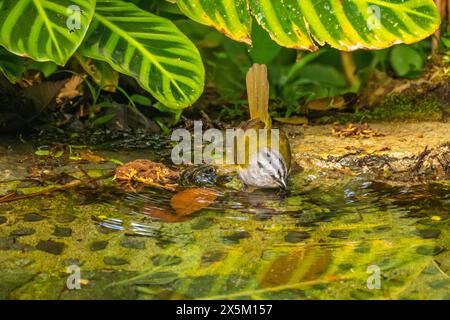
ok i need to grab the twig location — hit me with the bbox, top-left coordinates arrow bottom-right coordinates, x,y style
77,166 -> 99,187
0,170 -> 114,204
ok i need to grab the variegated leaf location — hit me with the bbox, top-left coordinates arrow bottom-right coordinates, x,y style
0,0 -> 96,65
177,0 -> 252,45
80,0 -> 205,109
177,0 -> 441,51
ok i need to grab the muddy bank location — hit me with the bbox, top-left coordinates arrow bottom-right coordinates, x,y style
288,122 -> 450,184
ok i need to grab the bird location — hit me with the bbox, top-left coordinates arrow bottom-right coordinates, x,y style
235,63 -> 291,190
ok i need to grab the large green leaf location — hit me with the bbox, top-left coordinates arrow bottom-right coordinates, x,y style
177,0 -> 252,45
0,0 -> 96,65
177,0 -> 441,51
0,47 -> 25,83
80,0 -> 205,109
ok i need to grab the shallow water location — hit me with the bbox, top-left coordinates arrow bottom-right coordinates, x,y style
0,140 -> 449,300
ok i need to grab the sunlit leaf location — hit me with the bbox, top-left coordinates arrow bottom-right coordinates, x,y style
177,0 -> 441,51
75,54 -> 119,92
176,0 -> 252,45
80,0 -> 205,109
0,0 -> 96,65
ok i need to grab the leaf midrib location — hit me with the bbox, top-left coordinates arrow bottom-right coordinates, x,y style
32,0 -> 64,62
93,11 -> 189,103
356,0 -> 438,20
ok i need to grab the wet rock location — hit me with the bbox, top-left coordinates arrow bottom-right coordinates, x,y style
0,216 -> 6,225
15,259 -> 35,267
0,236 -> 14,250
328,230 -> 350,239
90,240 -> 108,251
201,251 -> 224,264
11,242 -> 35,252
103,257 -> 129,266
416,245 -> 445,256
415,229 -> 441,239
23,213 -> 44,222
0,204 -> 13,212
221,231 -> 250,244
180,165 -> 218,187
120,238 -> 145,250
53,226 -> 72,237
151,255 -> 182,266
0,237 -> 33,251
291,123 -> 450,184
10,228 -> 35,237
284,231 -> 310,243
36,240 -> 65,255
55,213 -> 76,223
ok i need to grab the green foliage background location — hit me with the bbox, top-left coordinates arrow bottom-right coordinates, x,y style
0,0 -> 444,117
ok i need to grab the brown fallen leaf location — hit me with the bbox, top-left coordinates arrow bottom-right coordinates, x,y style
274,116 -> 308,125
56,75 -> 84,104
75,55 -> 118,93
79,150 -> 105,164
143,205 -> 189,223
114,159 -> 179,191
170,188 -> 218,216
331,123 -> 384,139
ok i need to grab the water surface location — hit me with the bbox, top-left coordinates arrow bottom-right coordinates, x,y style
0,139 -> 449,300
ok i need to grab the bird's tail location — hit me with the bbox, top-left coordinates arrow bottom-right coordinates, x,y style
246,63 -> 271,129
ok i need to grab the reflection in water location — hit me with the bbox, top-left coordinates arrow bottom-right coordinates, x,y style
0,171 -> 449,299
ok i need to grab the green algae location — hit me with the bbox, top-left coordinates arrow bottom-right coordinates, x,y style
0,174 -> 448,300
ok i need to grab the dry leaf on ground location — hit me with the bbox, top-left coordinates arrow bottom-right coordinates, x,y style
56,75 -> 84,104
79,150 -> 105,164
170,188 -> 218,216
332,123 -> 384,139
114,159 -> 179,191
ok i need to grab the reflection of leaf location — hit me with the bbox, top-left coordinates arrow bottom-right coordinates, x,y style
135,272 -> 179,285
259,247 -> 330,288
170,188 -> 218,216
143,205 -> 188,223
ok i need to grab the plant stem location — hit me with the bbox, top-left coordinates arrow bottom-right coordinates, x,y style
340,52 -> 359,87
432,0 -> 447,54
